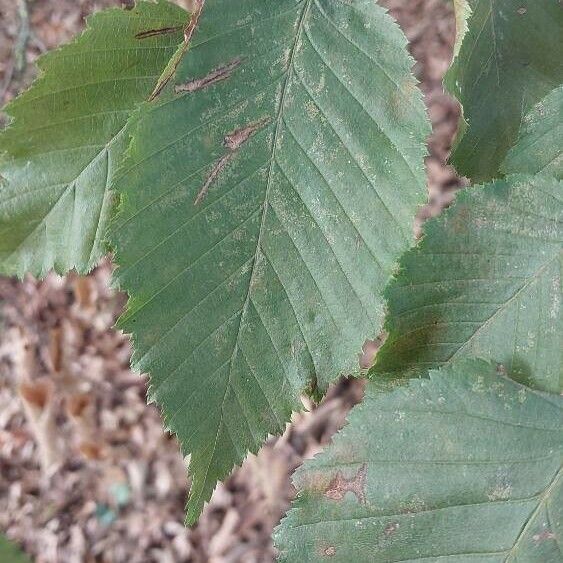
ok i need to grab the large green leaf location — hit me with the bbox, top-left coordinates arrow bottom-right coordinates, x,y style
444,0 -> 563,182
276,359 -> 563,562
370,174 -> 562,393
111,0 -> 429,523
0,0 -> 188,277
502,85 -> 563,180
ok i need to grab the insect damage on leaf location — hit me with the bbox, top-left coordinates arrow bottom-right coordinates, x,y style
194,118 -> 271,205
275,359 -> 563,562
324,463 -> 367,504
148,0 -> 205,101
135,25 -> 183,39
223,118 -> 271,151
175,58 -> 243,94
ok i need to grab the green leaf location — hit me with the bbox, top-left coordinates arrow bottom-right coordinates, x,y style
502,85 -> 563,180
0,535 -> 30,563
111,0 -> 430,523
275,359 -> 563,562
444,0 -> 563,182
0,0 -> 188,277
370,174 -> 562,393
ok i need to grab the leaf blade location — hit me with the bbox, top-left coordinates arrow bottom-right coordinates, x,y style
111,0 -> 430,523
444,0 -> 563,182
502,85 -> 563,180
275,359 -> 563,562
0,0 -> 188,276
370,174 -> 562,393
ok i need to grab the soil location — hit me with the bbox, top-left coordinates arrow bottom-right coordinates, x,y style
0,1 -> 462,561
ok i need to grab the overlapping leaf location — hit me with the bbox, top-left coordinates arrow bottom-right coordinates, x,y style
276,359 -> 563,562
0,0 -> 188,276
502,85 -> 563,180
445,0 -> 563,182
370,174 -> 562,393
111,0 -> 430,522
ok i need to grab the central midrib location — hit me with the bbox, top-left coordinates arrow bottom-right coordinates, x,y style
225,0 -> 313,395
196,0 -> 314,502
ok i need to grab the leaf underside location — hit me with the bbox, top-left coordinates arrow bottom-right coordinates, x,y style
445,0 -> 563,182
0,0 -> 187,277
370,174 -> 562,394
276,359 -> 563,562
502,85 -> 563,180
111,0 -> 429,523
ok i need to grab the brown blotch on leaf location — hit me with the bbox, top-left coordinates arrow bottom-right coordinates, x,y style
384,521 -> 399,537
324,546 -> 336,557
324,463 -> 367,504
194,118 -> 271,205
175,58 -> 243,94
194,153 -> 233,206
223,118 -> 271,151
359,332 -> 387,369
135,26 -> 183,40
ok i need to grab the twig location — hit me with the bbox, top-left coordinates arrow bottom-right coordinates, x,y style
0,60 -> 15,104
0,0 -> 30,103
14,0 -> 30,74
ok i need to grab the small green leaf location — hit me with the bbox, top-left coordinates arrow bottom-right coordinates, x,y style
111,0 -> 430,523
0,0 -> 188,277
370,174 -> 562,393
502,85 -> 563,180
444,0 -> 563,182
276,359 -> 563,562
0,535 -> 30,563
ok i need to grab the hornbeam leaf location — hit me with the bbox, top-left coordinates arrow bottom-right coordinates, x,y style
370,174 -> 562,393
0,0 -> 188,277
111,0 -> 430,523
276,359 -> 563,562
502,85 -> 563,180
444,0 -> 563,182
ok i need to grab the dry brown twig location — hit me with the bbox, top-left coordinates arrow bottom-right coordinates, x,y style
0,0 -> 29,101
